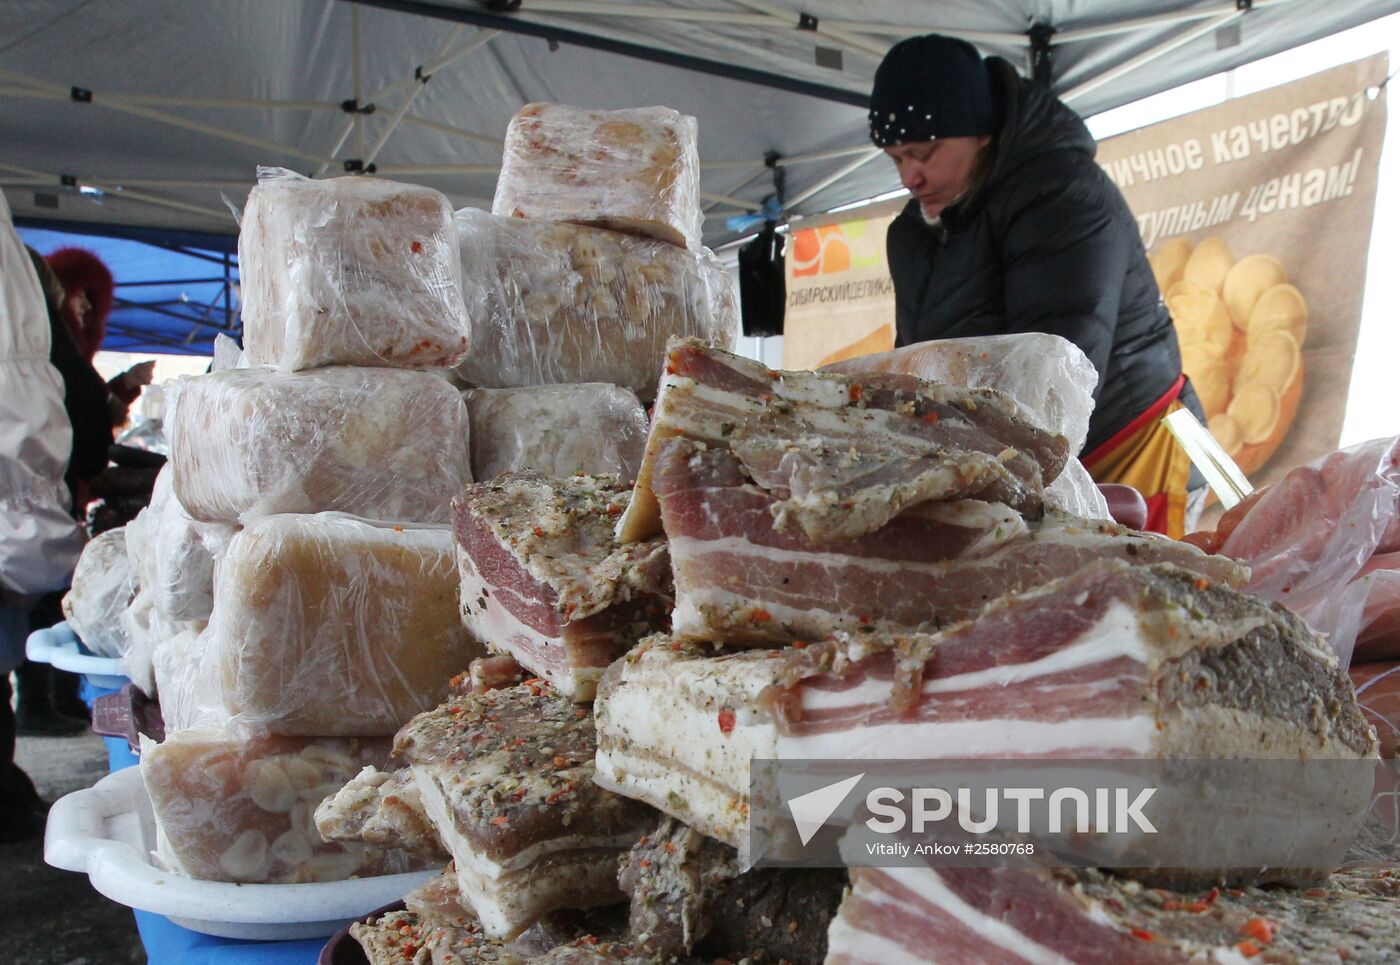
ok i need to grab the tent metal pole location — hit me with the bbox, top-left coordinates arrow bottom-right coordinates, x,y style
161,244 -> 237,268
817,22 -> 1030,46
702,165 -> 769,214
701,144 -> 874,175
117,277 -> 229,287
111,296 -> 225,327
0,160 -> 231,221
224,251 -> 234,334
0,67 -> 336,167
725,0 -> 888,59
1055,0 -> 1296,44
316,122 -> 359,177
515,2 -> 778,27
366,29 -> 497,104
701,191 -> 763,211
0,87 -> 63,99
353,4 -> 366,162
400,113 -> 503,148
777,145 -> 875,167
364,27 -> 499,167
96,94 -> 341,111
37,178 -> 253,189
103,323 -> 206,351
348,0 -> 870,107
1061,10 -> 1247,104
519,0 -> 1025,48
784,148 -> 883,210
374,163 -> 501,174
0,89 -> 342,111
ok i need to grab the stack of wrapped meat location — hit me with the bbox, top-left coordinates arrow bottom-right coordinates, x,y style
453,101 -> 737,485
118,169 -> 487,885
327,330 -> 1395,963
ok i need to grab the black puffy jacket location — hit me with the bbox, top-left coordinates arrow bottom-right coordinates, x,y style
886,57 -> 1202,456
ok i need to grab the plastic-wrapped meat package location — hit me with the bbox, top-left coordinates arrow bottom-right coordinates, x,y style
120,589 -> 189,700
155,515 -> 234,624
151,626 -> 218,733
1356,570 -> 1400,661
171,366 -> 471,525
60,528 -> 136,658
206,513 -> 487,736
454,210 -> 737,401
492,102 -> 702,250
824,333 -> 1100,454
139,730 -> 431,883
825,333 -> 1109,520
239,167 -> 469,371
1351,661 -> 1400,762
118,478 -> 195,697
1183,436 -> 1400,662
153,487 -> 236,625
462,385 -> 648,483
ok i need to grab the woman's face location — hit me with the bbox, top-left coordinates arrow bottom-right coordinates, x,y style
64,289 -> 91,324
884,136 -> 991,219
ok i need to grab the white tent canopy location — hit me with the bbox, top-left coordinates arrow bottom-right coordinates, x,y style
3,0 -> 1397,248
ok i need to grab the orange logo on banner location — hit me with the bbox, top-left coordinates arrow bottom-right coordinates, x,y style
789,221 -> 885,277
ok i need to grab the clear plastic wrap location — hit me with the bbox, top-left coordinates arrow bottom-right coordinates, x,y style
152,497 -> 236,625
462,384 -> 648,482
60,527 -> 137,658
1351,661 -> 1400,761
1183,436 -> 1400,663
492,102 -> 702,250
239,167 -> 469,371
1045,460 -> 1113,521
454,210 -> 737,401
203,513 -> 486,736
170,365 -> 472,525
152,625 -> 218,732
139,730 -> 431,884
824,333 -> 1100,455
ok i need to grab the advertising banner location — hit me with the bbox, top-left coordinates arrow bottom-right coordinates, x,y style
781,198 -> 903,370
1097,55 -> 1387,484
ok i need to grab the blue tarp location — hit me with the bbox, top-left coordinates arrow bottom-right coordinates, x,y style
16,218 -> 238,357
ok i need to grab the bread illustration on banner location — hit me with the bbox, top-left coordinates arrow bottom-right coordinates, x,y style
1151,235 -> 1306,477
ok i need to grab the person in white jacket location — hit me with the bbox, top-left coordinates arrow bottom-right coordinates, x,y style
0,189 -> 87,839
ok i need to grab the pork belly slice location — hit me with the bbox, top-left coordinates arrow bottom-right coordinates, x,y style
351,907 -> 512,965
658,440 -> 1246,646
826,863 -> 1400,965
594,560 -> 1375,850
314,766 -> 448,861
617,337 -> 1070,543
394,682 -> 654,938
452,472 -> 671,701
620,816 -> 844,963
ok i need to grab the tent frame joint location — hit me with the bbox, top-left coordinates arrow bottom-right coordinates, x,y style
1029,22 -> 1056,88
70,86 -> 92,103
798,12 -> 818,31
342,158 -> 378,174
1236,0 -> 1254,10
340,98 -> 376,114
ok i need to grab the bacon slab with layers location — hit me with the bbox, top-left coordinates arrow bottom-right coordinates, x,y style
826,862 -> 1400,965
453,472 -> 671,701
616,338 -> 1070,545
657,440 -> 1247,646
593,561 -> 1375,850
393,682 -> 655,939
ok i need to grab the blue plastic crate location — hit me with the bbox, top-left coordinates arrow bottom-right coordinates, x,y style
134,911 -> 325,965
